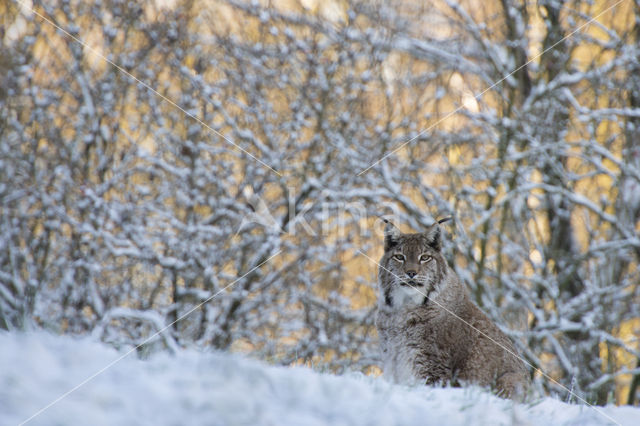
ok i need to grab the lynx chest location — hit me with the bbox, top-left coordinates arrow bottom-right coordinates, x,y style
376,307 -> 437,385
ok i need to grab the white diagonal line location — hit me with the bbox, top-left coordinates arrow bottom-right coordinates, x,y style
357,249 -> 621,426
18,250 -> 282,426
357,0 -> 625,176
14,0 -> 282,177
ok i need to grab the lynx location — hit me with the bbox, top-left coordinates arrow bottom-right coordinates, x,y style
375,219 -> 528,399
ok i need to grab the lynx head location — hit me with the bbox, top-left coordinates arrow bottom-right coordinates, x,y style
378,219 -> 449,308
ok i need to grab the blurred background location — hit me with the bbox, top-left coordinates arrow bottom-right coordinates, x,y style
1,0 -> 639,406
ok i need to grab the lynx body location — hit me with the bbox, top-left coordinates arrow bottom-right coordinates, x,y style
375,220 -> 528,399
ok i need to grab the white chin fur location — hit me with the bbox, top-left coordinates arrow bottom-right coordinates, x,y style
391,284 -> 425,307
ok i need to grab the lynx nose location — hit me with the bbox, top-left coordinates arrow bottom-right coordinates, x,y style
406,270 -> 417,278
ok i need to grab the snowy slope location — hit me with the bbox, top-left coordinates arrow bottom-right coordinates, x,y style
0,332 -> 637,426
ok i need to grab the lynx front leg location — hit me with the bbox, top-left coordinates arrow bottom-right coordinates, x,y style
415,355 -> 452,386
494,371 -> 528,401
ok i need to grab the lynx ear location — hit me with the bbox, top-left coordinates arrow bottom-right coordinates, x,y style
383,219 -> 402,251
437,217 -> 452,225
425,223 -> 442,251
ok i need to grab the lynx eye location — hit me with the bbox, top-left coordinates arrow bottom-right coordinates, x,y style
392,254 -> 405,262
420,254 -> 432,263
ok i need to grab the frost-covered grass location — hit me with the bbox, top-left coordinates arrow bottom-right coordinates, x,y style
1,332 -> 637,426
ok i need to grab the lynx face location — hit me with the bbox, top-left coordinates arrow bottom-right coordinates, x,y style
379,221 -> 447,308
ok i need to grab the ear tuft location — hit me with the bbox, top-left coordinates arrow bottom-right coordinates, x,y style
425,223 -> 442,251
383,219 -> 402,251
437,217 -> 452,225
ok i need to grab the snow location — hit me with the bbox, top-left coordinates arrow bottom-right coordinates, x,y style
1,332 -> 638,426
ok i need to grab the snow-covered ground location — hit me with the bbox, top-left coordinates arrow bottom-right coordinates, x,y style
1,332 -> 638,426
